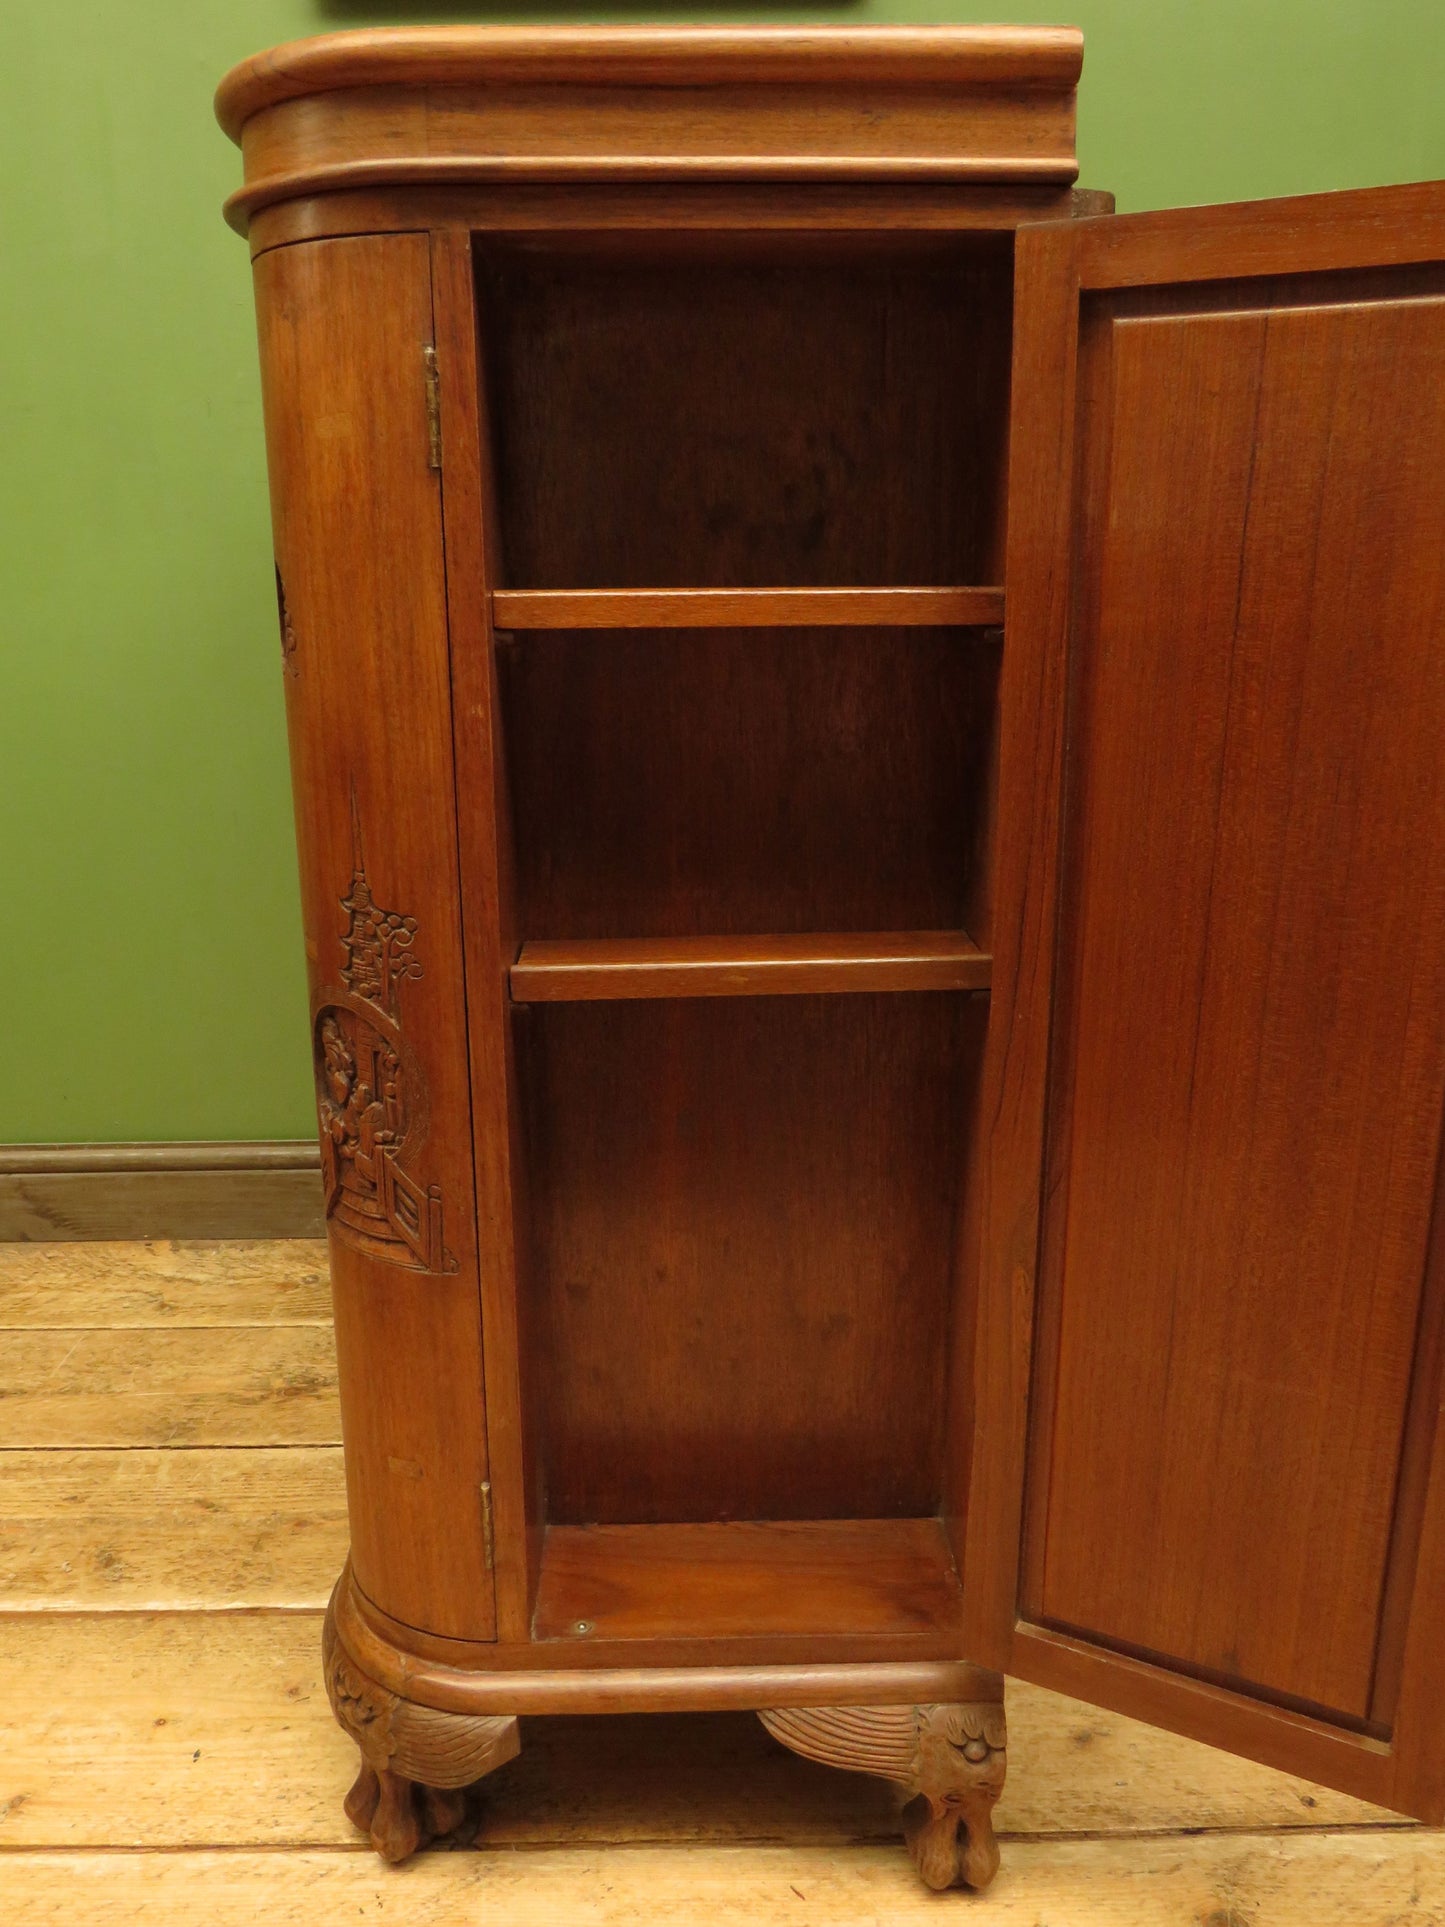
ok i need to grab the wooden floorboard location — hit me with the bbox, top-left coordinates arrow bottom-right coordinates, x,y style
0,1238 -> 1435,1922
7,1835 -> 1443,1926
0,1327 -> 340,1446
0,1615 -> 1401,1851
0,1239 -> 331,1326
0,1446 -> 347,1609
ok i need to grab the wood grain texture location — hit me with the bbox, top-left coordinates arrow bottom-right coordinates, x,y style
9,1834 -> 1441,1925
0,1327 -> 338,1447
520,995 -> 983,1524
510,932 -> 991,1002
0,1446 -> 346,1609
1030,282 -> 1445,1722
481,246 -> 1011,590
0,1239 -> 331,1327
532,1521 -> 963,1643
492,587 -> 1003,629
969,183 -> 1445,1824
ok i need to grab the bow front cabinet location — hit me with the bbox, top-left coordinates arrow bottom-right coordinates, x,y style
217,26 -> 1445,1890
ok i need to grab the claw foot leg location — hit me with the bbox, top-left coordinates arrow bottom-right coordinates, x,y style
323,1590 -> 520,1864
760,1691 -> 1007,1893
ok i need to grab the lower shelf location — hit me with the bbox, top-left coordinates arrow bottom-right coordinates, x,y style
510,930 -> 991,1001
490,585 -> 1006,629
532,1518 -> 964,1643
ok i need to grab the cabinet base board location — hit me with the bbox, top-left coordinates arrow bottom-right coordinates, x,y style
335,1560 -> 1001,1712
325,1563 -> 1007,1886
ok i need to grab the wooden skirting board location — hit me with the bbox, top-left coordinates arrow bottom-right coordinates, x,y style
0,1141 -> 324,1242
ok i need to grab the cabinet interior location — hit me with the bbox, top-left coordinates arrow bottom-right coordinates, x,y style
499,626 -> 1000,943
476,235 -> 1013,589
473,232 -> 1010,1642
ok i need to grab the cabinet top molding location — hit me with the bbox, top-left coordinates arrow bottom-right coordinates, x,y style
215,25 -> 1084,235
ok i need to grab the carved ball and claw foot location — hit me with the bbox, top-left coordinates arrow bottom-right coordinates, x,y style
322,1596 -> 520,1864
759,1696 -> 1007,1892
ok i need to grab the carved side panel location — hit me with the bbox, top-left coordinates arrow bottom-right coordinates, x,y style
314,792 -> 451,1272
253,232 -> 496,1639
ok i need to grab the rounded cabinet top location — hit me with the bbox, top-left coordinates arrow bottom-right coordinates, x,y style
216,24 -> 1084,234
216,24 -> 1084,139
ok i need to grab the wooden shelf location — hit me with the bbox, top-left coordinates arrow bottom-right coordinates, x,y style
491,586 -> 1004,631
533,1518 -> 964,1642
510,930 -> 991,1002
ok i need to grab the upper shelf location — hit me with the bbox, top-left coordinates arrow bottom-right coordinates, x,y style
492,587 -> 1004,631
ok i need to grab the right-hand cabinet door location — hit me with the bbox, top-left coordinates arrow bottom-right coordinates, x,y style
977,181 -> 1445,1817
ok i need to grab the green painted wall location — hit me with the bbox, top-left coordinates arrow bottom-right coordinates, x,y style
3,4 -> 1442,1143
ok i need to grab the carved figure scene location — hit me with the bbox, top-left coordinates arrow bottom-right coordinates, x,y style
314,797 -> 447,1270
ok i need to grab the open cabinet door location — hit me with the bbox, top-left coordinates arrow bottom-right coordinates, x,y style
964,181 -> 1445,1816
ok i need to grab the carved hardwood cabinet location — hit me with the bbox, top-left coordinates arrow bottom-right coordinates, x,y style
217,27 -> 1445,1890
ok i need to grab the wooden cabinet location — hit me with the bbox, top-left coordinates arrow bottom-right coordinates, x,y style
217,26 -> 1445,1888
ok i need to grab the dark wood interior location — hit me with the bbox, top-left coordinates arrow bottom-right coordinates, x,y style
499,625 -> 1000,945
516,992 -> 986,1529
476,239 -> 1013,590
481,234 -> 1006,1606
532,1518 -> 965,1642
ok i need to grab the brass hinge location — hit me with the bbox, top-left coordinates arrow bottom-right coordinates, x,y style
479,1479 -> 494,1571
423,344 -> 442,471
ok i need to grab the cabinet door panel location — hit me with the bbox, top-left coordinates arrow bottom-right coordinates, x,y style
254,234 -> 496,1640
972,182 -> 1445,1815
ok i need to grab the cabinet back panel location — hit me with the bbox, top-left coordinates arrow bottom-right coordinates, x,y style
477,245 -> 1011,588
501,627 -> 997,944
1028,281 -> 1445,1722
519,992 -> 982,1524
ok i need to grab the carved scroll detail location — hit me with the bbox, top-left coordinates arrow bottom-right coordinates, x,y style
759,1698 -> 1006,1891
314,791 -> 449,1271
322,1593 -> 520,1863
